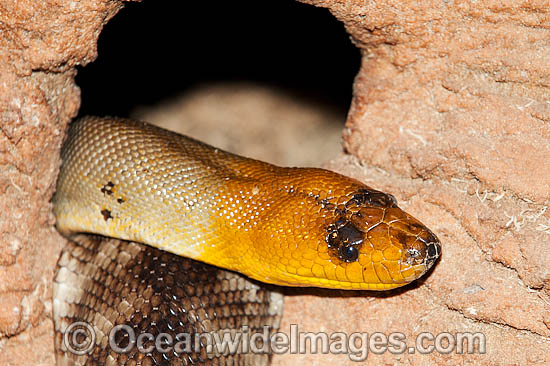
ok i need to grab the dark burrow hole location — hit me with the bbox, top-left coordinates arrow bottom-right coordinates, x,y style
76,0 -> 360,119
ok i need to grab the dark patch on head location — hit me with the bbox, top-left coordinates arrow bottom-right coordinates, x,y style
336,224 -> 364,246
346,189 -> 397,208
101,209 -> 113,221
101,181 -> 115,195
117,197 -> 125,204
326,221 -> 364,263
330,217 -> 347,231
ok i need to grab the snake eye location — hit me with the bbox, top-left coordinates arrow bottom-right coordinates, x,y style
326,220 -> 364,263
339,245 -> 359,262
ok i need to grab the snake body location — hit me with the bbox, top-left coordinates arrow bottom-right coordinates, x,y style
53,235 -> 283,365
52,117 -> 440,364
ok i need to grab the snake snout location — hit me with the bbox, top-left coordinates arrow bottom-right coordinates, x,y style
403,227 -> 441,271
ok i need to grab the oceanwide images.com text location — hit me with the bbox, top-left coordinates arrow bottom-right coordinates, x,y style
63,322 -> 486,362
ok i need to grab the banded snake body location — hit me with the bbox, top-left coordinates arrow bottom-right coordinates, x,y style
52,117 -> 441,365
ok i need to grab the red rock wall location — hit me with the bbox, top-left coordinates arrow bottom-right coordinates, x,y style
1,0 -> 548,365
0,1 -> 127,364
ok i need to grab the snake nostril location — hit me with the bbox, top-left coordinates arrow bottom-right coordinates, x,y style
404,247 -> 423,266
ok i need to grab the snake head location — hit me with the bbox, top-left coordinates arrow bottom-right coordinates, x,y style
251,181 -> 442,291
313,187 -> 441,290
238,173 -> 441,291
